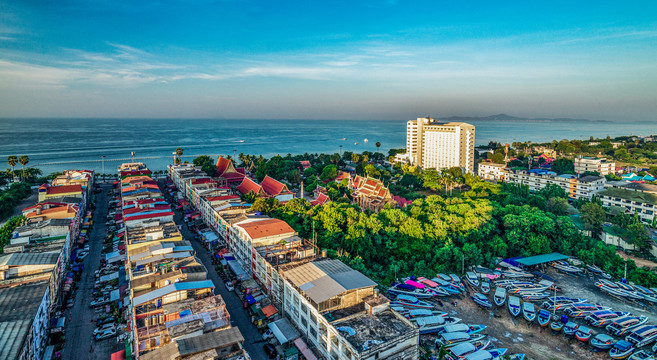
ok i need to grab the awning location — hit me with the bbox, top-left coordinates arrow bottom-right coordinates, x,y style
268,318 -> 300,345
262,304 -> 278,318
226,259 -> 249,281
110,289 -> 120,301
111,350 -> 126,360
294,338 -> 318,360
245,295 -> 256,304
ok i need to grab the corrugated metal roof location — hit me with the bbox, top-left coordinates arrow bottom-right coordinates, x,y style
132,280 -> 214,306
177,326 -> 244,356
0,281 -> 49,360
0,252 -> 59,267
283,259 -> 376,304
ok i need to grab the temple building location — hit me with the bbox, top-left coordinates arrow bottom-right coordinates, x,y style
349,176 -> 395,212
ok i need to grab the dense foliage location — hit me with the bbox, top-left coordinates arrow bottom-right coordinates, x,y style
0,216 -> 25,253
192,155 -> 217,177
265,178 -> 657,288
0,182 -> 32,221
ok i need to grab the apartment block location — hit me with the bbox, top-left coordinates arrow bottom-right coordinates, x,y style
574,156 -> 616,175
406,117 -> 475,173
477,162 -> 507,181
506,169 -> 606,200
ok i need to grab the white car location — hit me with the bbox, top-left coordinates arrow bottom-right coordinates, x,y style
93,323 -> 116,335
225,282 -> 235,291
262,329 -> 274,340
77,251 -> 89,260
83,245 -> 90,251
95,328 -> 117,341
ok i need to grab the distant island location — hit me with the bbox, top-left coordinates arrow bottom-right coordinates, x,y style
442,113 -> 613,123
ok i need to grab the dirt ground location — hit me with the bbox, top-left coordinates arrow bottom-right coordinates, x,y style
421,268 -> 657,360
616,251 -> 657,269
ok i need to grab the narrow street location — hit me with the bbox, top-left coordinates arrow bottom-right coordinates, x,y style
63,184 -> 120,359
163,183 -> 270,359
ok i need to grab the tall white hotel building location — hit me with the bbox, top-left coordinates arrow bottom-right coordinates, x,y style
404,117 -> 475,173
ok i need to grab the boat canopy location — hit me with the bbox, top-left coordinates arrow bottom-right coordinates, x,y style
465,350 -> 494,360
405,279 -> 425,289
515,252 -> 568,266
441,332 -> 470,342
450,343 -> 476,356
417,316 -> 445,327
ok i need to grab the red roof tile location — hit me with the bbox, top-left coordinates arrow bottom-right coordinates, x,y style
261,176 -> 292,196
236,219 -> 295,239
236,177 -> 262,195
46,184 -> 83,195
310,193 -> 330,206
206,195 -> 240,202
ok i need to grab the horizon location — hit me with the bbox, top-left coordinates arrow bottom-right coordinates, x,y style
1,1 -> 656,121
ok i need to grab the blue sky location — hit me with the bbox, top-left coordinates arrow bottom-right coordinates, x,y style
0,0 -> 656,121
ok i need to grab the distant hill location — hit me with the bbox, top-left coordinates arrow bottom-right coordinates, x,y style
442,114 -> 611,123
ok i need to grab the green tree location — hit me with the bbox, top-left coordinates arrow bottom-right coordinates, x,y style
241,190 -> 258,204
175,148 -> 183,165
364,164 -> 380,178
7,155 -> 17,179
251,197 -> 281,214
18,155 -> 29,180
546,197 -> 568,215
319,165 -> 338,182
375,141 -> 381,153
303,167 -> 317,178
550,158 -> 574,174
580,202 -> 606,231
192,155 -> 216,176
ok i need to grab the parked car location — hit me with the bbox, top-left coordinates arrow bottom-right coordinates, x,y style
90,297 -> 108,307
93,323 -> 116,335
225,282 -> 235,292
262,329 -> 274,340
77,251 -> 89,260
83,245 -> 90,251
96,316 -> 115,326
95,328 -> 117,341
66,299 -> 74,308
263,344 -> 277,359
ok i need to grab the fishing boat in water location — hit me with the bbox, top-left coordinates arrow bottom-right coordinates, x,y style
493,287 -> 507,307
471,293 -> 492,309
537,309 -> 551,327
606,316 -> 649,336
590,333 -> 616,350
609,340 -> 635,359
508,296 -> 521,317
522,302 -> 536,323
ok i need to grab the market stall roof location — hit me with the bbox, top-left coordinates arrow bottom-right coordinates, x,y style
515,252 -> 569,266
262,304 -> 278,318
268,318 -> 300,345
294,337 -> 318,360
110,350 -> 126,360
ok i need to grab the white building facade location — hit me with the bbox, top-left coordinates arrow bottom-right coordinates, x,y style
406,118 -> 475,173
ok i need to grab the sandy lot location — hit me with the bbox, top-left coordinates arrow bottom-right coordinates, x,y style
421,268 -> 656,360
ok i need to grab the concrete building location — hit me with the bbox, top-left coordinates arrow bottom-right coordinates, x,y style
574,157 -> 616,175
279,259 -> 419,360
405,117 -> 475,173
506,169 -> 606,200
231,219 -> 296,274
598,187 -> 657,224
477,162 -> 507,181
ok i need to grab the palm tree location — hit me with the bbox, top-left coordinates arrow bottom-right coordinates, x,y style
7,155 -> 17,180
352,153 -> 360,163
375,141 -> 381,153
18,155 -> 29,180
175,148 -> 183,165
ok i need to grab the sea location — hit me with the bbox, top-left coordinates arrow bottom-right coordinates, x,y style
0,118 -> 654,175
